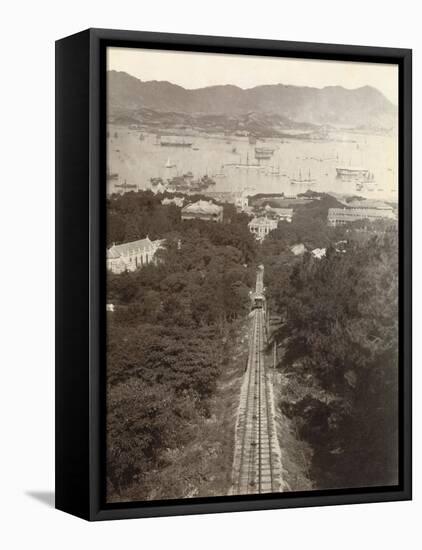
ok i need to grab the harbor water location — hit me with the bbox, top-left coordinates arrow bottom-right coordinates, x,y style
107,125 -> 398,202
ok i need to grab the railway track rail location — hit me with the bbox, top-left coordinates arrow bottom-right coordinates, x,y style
231,270 -> 283,495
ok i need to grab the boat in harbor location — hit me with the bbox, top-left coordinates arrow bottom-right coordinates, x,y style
255,146 -> 275,154
336,166 -> 369,180
249,134 -> 257,145
160,136 -> 193,147
212,165 -> 226,178
107,168 -> 118,180
254,146 -> 275,160
166,173 -> 216,192
290,169 -> 316,185
235,153 -> 261,170
267,165 -> 282,176
165,158 -> 177,168
114,180 -> 137,190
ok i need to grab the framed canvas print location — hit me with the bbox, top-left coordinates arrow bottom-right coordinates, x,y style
55,28 -> 412,521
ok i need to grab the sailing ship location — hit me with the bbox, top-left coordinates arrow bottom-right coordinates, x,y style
235,153 -> 261,170
267,165 -> 282,176
290,169 -> 316,185
165,158 -> 176,169
212,165 -> 226,178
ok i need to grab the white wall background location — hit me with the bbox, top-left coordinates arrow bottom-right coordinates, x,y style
0,0 -> 419,547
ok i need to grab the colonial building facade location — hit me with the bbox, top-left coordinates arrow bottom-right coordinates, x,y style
106,237 -> 165,274
248,216 -> 278,241
327,207 -> 396,227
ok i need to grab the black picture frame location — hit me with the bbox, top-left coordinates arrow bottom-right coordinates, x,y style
55,28 -> 412,521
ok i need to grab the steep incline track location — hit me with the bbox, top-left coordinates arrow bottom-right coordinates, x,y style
231,270 -> 283,495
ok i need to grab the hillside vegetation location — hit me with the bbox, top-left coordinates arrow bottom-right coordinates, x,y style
106,191 -> 257,501
261,209 -> 399,489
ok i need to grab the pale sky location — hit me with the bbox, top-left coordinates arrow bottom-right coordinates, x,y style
108,47 -> 398,105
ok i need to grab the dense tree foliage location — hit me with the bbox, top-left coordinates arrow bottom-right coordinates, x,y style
262,219 -> 399,489
106,190 -> 257,500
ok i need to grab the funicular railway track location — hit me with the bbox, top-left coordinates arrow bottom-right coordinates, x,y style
231,269 -> 283,495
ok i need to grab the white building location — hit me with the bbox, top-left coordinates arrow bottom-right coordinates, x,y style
248,217 -> 278,241
106,237 -> 165,274
327,208 -> 396,227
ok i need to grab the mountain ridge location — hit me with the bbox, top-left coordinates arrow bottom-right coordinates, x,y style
107,70 -> 397,130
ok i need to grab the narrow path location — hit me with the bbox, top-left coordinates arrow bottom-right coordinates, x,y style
230,268 -> 284,495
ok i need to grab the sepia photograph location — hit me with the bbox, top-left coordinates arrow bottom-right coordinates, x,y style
105,46 -> 399,504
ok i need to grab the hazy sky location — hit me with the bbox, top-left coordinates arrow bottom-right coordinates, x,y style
108,47 -> 398,105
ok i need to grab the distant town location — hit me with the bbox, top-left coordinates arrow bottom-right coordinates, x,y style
106,189 -> 397,275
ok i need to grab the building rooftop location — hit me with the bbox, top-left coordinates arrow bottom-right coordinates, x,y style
182,200 -> 223,215
107,237 -> 163,258
248,216 -> 278,226
328,208 -> 395,218
312,248 -> 327,259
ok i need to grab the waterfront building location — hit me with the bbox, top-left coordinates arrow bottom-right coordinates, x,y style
106,237 -> 165,274
248,216 -> 278,241
181,200 -> 224,222
327,207 -> 396,227
343,199 -> 394,211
